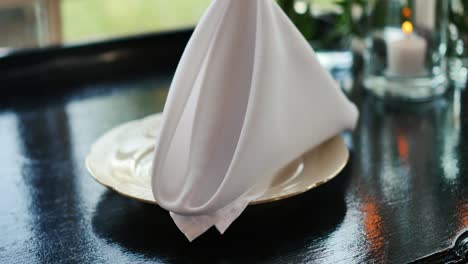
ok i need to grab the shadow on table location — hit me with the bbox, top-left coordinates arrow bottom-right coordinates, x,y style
92,165 -> 350,263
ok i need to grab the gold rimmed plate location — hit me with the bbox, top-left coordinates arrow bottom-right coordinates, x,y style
86,113 -> 349,205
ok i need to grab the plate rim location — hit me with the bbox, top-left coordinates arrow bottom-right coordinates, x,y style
85,134 -> 349,206
251,138 -> 348,205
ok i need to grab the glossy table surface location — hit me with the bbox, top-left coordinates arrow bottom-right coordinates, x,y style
0,34 -> 467,263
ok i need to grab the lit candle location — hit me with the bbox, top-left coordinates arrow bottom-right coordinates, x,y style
387,21 -> 427,76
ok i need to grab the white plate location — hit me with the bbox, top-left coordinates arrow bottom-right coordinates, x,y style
86,113 -> 349,205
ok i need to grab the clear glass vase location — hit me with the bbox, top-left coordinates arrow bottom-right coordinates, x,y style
363,0 -> 449,101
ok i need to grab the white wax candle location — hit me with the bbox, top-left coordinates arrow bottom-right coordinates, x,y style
387,33 -> 427,76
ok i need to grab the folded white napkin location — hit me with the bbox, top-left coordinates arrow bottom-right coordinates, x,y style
151,0 -> 358,241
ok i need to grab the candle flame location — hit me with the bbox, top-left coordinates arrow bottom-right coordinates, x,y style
402,21 -> 413,35
402,7 -> 412,18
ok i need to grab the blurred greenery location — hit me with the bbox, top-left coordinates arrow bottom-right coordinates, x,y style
61,0 -> 336,43
279,0 -> 366,50
62,0 -> 211,42
335,0 -> 366,38
278,0 -> 315,40
451,0 -> 468,34
449,0 -> 468,57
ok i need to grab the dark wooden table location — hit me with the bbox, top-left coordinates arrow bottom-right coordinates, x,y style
0,30 -> 466,263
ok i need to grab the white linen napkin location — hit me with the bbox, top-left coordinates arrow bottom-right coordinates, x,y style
151,0 -> 359,241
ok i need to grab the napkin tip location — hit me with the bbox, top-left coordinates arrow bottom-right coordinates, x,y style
170,212 -> 215,242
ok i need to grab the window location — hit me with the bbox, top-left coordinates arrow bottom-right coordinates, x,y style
0,0 -> 60,49
0,0 -> 339,51
61,0 -> 211,43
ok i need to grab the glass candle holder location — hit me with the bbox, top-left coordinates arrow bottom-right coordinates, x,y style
363,0 -> 449,101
